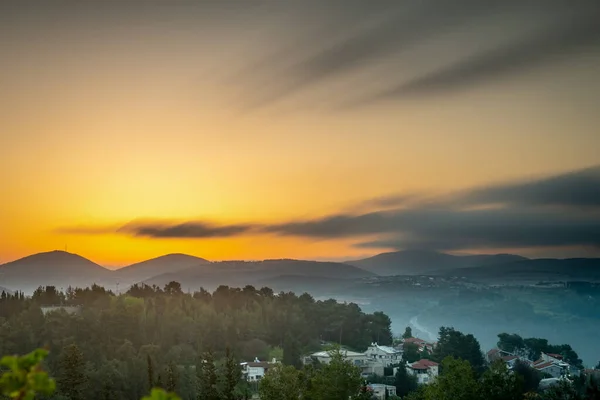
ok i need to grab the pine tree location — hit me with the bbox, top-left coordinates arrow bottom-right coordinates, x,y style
57,343 -> 87,400
166,362 -> 177,393
197,351 -> 219,400
402,326 -> 413,339
222,347 -> 240,400
147,355 -> 155,390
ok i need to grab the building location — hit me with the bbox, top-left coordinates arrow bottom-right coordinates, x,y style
403,337 -> 435,353
40,305 -> 82,316
532,353 -> 573,378
407,359 -> 439,384
240,358 -> 276,381
304,349 -> 376,376
368,384 -> 397,400
365,342 -> 403,367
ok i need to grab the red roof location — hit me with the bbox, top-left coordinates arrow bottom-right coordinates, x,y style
409,359 -> 439,370
404,337 -> 427,344
546,353 -> 563,360
501,355 -> 518,362
534,362 -> 554,370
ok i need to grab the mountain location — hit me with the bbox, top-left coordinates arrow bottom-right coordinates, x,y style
143,259 -> 375,292
114,253 -> 210,285
348,250 -> 528,275
437,258 -> 600,283
0,251 -> 115,294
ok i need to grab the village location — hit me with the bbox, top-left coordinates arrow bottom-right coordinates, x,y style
239,335 -> 599,400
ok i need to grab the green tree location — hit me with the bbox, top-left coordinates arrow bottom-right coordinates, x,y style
421,357 -> 479,400
433,327 -> 485,373
0,348 -> 55,400
166,362 -> 177,393
394,365 -> 418,398
305,347 -> 363,400
197,351 -> 219,400
222,347 -> 241,400
147,355 -> 155,390
479,360 -> 524,400
513,360 -> 542,393
403,343 -> 421,363
595,362 -> 600,370
56,344 -> 87,400
282,333 -> 302,368
258,364 -> 302,400
402,327 -> 413,339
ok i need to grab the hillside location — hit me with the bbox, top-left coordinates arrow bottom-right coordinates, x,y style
143,259 -> 375,291
0,251 -> 115,294
114,253 -> 210,284
348,249 -> 527,275
437,258 -> 600,283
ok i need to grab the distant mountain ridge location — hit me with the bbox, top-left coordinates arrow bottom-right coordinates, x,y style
143,259 -> 375,291
348,249 -> 528,275
436,258 -> 600,283
0,251 -> 115,294
114,253 -> 210,284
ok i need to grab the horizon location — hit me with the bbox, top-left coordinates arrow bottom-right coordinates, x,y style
1,1 -> 599,265
1,248 -> 596,271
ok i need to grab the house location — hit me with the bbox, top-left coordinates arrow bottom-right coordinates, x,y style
240,358 -> 276,381
403,337 -> 435,353
365,342 -> 403,367
40,305 -> 81,316
407,359 -> 439,384
532,353 -> 573,378
368,384 -> 397,400
304,350 -> 377,377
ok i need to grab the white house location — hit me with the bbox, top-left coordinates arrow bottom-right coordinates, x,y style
532,353 -> 574,378
240,358 -> 276,381
304,350 -> 379,377
366,342 -> 402,367
407,359 -> 439,385
368,384 -> 397,400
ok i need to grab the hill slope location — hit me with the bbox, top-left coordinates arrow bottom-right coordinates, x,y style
114,253 -> 210,284
349,250 -> 527,275
143,259 -> 375,291
437,258 -> 600,283
0,251 -> 115,294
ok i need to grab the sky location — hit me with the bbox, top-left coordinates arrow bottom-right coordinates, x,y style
1,0 -> 599,267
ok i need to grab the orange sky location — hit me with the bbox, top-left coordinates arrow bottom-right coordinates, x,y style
1,2 -> 599,266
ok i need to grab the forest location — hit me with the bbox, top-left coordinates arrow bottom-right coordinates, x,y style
1,283 -> 599,400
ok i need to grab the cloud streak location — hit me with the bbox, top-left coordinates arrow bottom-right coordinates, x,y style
233,0 -> 600,108
58,165 -> 600,253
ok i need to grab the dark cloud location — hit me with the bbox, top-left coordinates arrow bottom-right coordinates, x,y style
119,221 -> 255,239
58,165 -> 600,253
462,165 -> 600,209
262,165 -> 600,251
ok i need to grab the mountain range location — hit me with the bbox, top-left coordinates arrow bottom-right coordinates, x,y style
1,249 -> 599,294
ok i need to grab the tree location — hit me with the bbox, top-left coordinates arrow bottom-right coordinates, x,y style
595,362 -> 600,370
166,362 -> 177,393
433,327 -> 485,374
394,365 -> 418,398
421,357 -> 479,400
305,347 -> 363,400
283,333 -> 302,368
258,364 -> 302,400
56,344 -> 87,400
197,351 -> 219,400
222,347 -> 240,400
403,327 -> 413,339
403,343 -> 421,363
0,348 -> 55,400
513,360 -> 542,394
147,355 -> 155,390
163,282 -> 183,296
479,360 -> 524,400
